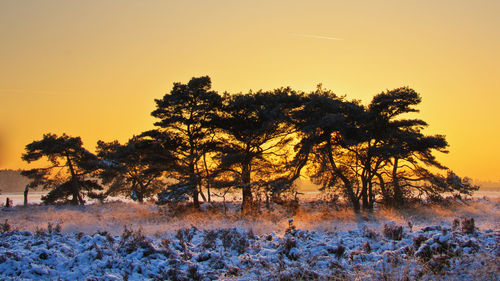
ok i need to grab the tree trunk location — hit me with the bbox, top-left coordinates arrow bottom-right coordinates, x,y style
192,187 -> 200,208
376,173 -> 390,205
326,142 -> 360,212
195,164 -> 207,202
368,180 -> 374,209
343,179 -> 360,212
137,189 -> 144,203
66,155 -> 82,205
361,178 -> 369,210
207,183 -> 211,203
241,163 -> 253,213
199,184 -> 207,202
69,179 -> 80,205
392,158 -> 403,207
77,192 -> 84,205
203,153 -> 211,203
189,162 -> 200,209
24,184 -> 29,207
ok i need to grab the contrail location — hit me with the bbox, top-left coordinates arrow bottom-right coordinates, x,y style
291,33 -> 342,41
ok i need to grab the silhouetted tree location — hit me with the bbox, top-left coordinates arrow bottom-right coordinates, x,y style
21,133 -> 102,205
345,87 -> 428,209
216,89 -> 301,212
291,86 -> 366,211
292,86 -> 478,211
96,136 -> 175,203
368,87 -> 452,206
151,76 -> 222,208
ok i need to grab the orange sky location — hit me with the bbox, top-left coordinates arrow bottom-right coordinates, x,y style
1,0 -> 499,181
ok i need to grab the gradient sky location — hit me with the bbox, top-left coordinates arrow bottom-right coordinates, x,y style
1,0 -> 499,181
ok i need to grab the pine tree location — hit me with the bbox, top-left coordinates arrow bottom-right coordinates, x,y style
216,88 -> 300,213
291,86 -> 365,212
21,133 -> 102,205
96,135 -> 174,203
151,76 -> 222,208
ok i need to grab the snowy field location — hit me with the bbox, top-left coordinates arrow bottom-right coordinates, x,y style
0,198 -> 499,280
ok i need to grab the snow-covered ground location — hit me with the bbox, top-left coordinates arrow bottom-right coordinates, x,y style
0,199 -> 499,280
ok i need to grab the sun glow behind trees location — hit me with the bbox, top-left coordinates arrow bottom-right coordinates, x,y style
1,0 -> 499,181
21,77 -> 478,212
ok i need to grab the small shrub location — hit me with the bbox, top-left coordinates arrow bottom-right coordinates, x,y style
247,228 -> 256,240
38,251 -> 48,260
166,267 -> 187,281
35,226 -> 46,236
45,222 -> 62,234
175,229 -> 192,260
201,230 -> 218,250
413,235 -> 427,249
187,264 -> 201,281
54,222 -> 62,233
363,241 -> 371,253
415,244 -> 432,260
333,245 -> 345,259
226,267 -> 240,276
121,226 -> 134,241
280,236 -> 297,257
383,223 -> 403,240
1,219 -> 11,233
461,217 -> 475,234
362,226 -> 378,239
426,254 -> 450,273
97,230 -> 115,244
195,252 -> 211,262
120,226 -> 148,254
209,254 -> 226,270
161,238 -> 171,249
407,221 -> 413,232
220,228 -> 249,254
285,219 -> 296,235
93,242 -> 103,260
175,227 -> 195,243
327,245 -> 345,259
452,218 -> 460,231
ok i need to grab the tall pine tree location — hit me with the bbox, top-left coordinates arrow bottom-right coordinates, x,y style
151,76 -> 222,208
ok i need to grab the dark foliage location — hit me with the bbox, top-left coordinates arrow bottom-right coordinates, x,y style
215,88 -> 302,212
96,135 -> 176,203
21,133 -> 103,205
151,76 -> 222,209
22,77 -> 479,211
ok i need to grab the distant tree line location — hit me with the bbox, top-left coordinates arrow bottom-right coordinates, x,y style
0,169 -> 31,193
21,76 -> 478,212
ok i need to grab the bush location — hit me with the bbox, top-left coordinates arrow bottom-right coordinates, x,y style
220,228 -> 249,254
461,217 -> 475,234
280,235 -> 297,259
0,219 -> 11,233
383,223 -> 403,240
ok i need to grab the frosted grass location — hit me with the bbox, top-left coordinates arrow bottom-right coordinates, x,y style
1,197 -> 498,236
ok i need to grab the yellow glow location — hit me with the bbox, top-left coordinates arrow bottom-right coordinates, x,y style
1,0 -> 499,181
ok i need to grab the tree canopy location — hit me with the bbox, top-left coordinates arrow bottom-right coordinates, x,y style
21,77 -> 479,211
215,88 -> 301,212
151,76 -> 222,208
21,133 -> 103,205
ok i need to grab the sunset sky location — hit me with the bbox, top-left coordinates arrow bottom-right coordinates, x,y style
1,0 -> 499,181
